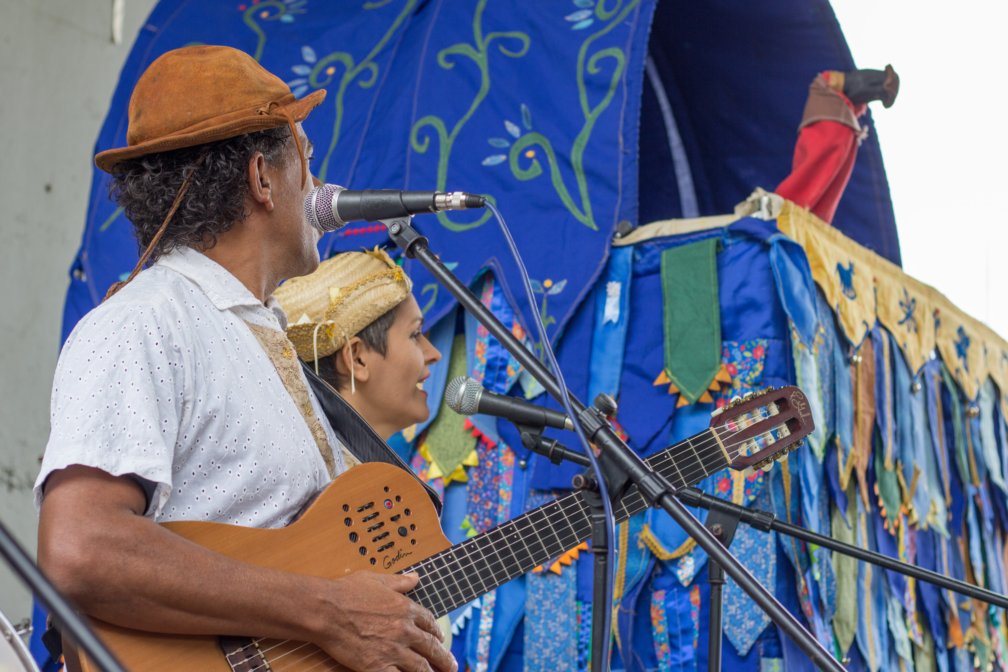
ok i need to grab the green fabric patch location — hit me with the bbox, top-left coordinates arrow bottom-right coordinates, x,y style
911,626 -> 937,672
424,334 -> 477,478
830,484 -> 858,656
874,434 -> 902,529
659,238 -> 722,403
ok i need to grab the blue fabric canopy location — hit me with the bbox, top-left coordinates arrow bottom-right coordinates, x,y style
62,0 -> 899,342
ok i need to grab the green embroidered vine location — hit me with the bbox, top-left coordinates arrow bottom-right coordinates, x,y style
99,206 -> 125,233
419,261 -> 457,316
307,1 -> 418,182
410,0 -> 530,232
530,277 -> 566,356
499,0 -> 640,231
243,1 -> 302,62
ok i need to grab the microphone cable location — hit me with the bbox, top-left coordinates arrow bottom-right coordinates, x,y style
484,201 -> 617,672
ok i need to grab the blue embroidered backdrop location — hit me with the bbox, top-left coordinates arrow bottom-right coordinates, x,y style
62,0 -> 899,344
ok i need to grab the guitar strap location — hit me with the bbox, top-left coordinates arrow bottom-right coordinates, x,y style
302,362 -> 442,515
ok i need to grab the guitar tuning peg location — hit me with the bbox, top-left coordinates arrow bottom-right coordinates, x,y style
710,406 -> 725,418
729,395 -> 742,407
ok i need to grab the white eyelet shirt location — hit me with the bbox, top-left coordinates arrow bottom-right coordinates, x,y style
35,247 -> 347,528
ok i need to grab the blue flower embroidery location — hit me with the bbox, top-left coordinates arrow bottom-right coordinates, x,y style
565,0 -> 596,30
285,44 -> 320,98
482,105 -> 533,166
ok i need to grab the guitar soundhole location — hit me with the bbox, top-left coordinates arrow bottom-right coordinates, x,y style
338,487 -> 422,569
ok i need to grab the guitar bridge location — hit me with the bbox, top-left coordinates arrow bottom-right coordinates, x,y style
219,636 -> 270,672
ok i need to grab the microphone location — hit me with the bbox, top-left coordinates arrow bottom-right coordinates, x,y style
445,376 -> 574,431
305,183 -> 487,232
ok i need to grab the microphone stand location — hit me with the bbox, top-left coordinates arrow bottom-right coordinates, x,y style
383,216 -> 844,671
0,518 -> 126,672
518,435 -> 1008,668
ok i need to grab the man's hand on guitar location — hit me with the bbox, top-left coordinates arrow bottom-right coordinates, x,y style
317,571 -> 457,672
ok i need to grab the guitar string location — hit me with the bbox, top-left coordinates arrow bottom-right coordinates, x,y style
399,407 -> 797,614
235,404 -> 800,664
400,404 -> 788,602
258,641 -> 326,672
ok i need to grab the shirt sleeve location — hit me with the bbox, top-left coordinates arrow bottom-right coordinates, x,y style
35,301 -> 187,517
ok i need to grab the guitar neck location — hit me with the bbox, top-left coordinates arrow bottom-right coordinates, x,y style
405,428 -> 728,617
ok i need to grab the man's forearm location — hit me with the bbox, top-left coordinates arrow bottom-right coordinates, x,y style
39,491 -> 328,644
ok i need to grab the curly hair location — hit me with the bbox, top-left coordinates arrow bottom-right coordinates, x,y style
316,301 -> 403,392
109,127 -> 291,260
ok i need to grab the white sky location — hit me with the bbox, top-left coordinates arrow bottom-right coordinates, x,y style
830,0 -> 1007,340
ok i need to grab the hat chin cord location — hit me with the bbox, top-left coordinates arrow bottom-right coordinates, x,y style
310,320 -> 354,395
258,102 -> 307,188
103,164 -> 198,301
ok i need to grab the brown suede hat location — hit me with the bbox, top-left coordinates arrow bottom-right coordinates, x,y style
94,45 -> 326,173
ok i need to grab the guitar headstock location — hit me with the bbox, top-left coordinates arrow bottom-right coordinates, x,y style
708,386 -> 813,471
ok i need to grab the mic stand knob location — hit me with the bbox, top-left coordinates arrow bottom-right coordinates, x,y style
592,392 -> 618,417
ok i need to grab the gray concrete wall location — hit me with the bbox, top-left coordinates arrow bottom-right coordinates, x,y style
0,0 -> 157,626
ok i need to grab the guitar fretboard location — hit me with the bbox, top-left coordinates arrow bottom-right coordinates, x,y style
405,429 -> 727,616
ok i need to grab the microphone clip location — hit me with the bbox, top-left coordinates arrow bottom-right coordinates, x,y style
518,424 -> 590,469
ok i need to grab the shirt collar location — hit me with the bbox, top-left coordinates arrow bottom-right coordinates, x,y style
156,246 -> 268,313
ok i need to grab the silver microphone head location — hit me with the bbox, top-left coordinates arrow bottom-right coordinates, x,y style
445,376 -> 483,415
304,183 -> 346,232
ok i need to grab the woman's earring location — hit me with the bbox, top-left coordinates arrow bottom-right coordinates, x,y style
350,354 -> 357,396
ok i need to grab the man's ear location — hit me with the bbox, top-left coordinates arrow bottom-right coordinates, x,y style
247,151 -> 273,212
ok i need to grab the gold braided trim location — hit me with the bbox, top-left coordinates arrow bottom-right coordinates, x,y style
639,469 -> 746,561
322,266 -> 407,319
245,322 -> 338,478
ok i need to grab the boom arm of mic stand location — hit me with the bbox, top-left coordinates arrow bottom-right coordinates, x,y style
677,487 -> 1008,609
384,217 -> 845,672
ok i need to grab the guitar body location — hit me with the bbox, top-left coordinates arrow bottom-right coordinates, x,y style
79,463 -> 450,672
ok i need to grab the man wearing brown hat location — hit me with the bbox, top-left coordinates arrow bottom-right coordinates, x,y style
34,45 -> 456,672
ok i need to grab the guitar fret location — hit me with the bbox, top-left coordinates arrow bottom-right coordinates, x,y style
434,548 -> 467,610
685,436 -> 708,479
667,455 -> 687,490
415,565 -> 449,616
451,544 -> 482,604
481,528 -> 512,587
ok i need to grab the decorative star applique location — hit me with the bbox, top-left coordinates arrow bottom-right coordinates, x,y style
652,363 -> 733,407
533,542 -> 589,575
417,441 -> 478,484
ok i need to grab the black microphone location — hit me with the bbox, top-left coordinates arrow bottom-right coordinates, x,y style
304,183 -> 487,232
445,376 -> 574,431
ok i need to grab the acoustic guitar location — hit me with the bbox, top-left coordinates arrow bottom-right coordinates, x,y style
77,386 -> 812,671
